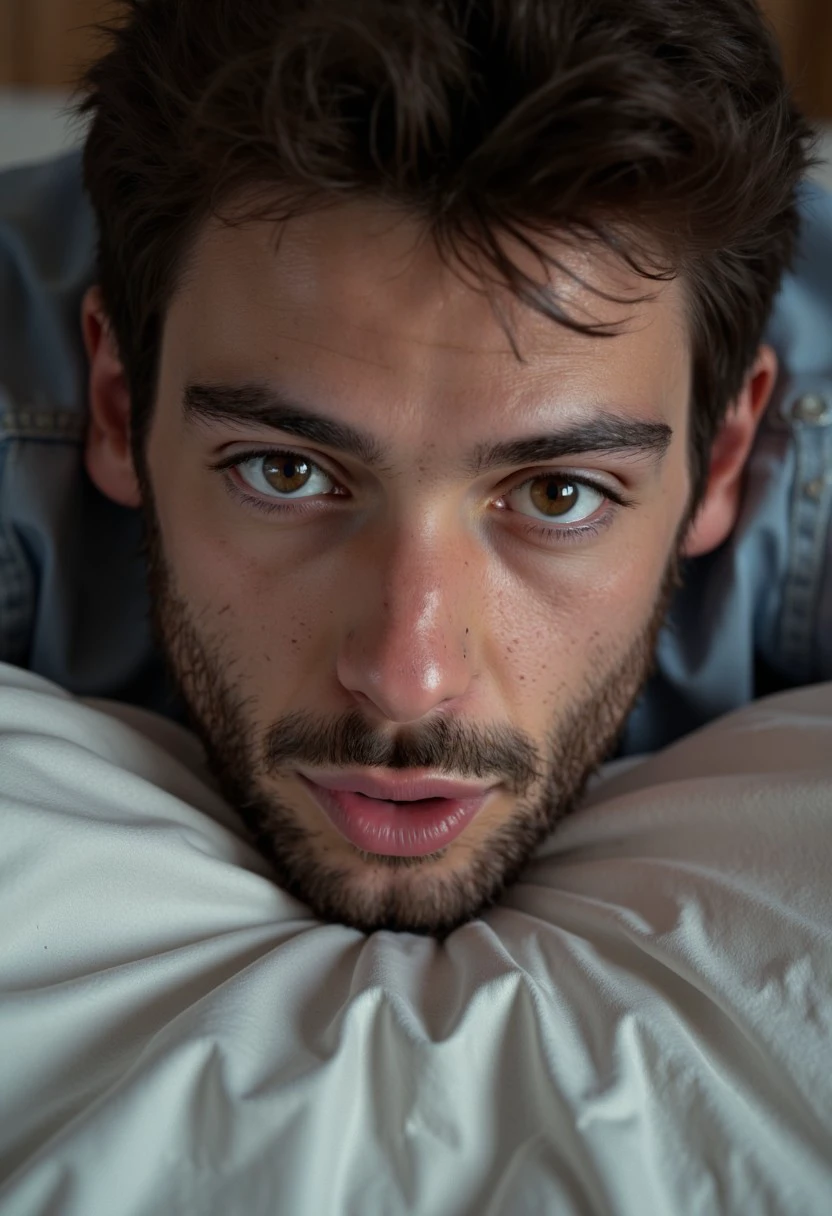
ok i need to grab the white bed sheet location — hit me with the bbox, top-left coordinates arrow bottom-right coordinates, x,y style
0,660 -> 830,1215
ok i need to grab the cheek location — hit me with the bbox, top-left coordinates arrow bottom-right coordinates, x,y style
172,529 -> 328,674
488,538 -> 673,712
147,461 -> 330,686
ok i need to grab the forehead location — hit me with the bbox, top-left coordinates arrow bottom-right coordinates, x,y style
166,201 -> 690,420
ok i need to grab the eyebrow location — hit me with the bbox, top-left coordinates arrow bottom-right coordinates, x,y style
183,382 -> 673,475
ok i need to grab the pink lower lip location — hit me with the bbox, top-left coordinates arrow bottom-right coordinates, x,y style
298,775 -> 493,857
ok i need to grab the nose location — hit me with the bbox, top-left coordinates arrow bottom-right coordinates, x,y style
336,523 -> 479,724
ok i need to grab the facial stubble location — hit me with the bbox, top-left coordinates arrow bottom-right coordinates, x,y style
137,474 -> 682,938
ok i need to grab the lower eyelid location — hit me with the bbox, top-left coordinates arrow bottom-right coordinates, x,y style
223,476 -> 309,515
523,505 -> 618,543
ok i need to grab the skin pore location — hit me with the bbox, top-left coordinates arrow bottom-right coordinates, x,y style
83,201 -> 777,938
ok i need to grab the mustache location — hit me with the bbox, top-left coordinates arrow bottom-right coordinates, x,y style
262,709 -> 542,796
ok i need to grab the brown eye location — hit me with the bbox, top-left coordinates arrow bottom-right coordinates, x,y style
234,450 -> 336,499
262,453 -> 312,494
529,477 -> 580,517
505,475 -> 605,524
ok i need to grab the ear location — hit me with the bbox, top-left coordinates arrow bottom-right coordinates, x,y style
681,344 -> 778,558
82,286 -> 143,508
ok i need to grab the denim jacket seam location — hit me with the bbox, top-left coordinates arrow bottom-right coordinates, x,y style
0,407 -> 86,444
0,407 -> 86,666
776,382 -> 832,682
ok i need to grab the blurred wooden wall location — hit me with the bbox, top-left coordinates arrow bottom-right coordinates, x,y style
1,0 -> 832,118
0,0 -> 117,89
764,0 -> 832,117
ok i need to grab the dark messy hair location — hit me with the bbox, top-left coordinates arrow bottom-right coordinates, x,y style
77,0 -> 817,508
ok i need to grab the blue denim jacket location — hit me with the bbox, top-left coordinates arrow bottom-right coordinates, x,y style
2,151 -> 832,754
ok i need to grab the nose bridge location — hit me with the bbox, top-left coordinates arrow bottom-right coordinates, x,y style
336,514 -> 478,722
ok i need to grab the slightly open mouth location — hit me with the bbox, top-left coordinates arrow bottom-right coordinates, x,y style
298,774 -> 492,856
353,791 -> 440,807
350,787 -> 445,807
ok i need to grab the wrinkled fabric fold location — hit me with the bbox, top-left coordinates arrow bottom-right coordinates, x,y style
0,662 -> 830,1215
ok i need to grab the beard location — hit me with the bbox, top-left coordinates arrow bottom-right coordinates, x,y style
137,472 -> 682,939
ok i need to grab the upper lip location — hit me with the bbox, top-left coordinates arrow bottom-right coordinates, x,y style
296,769 -> 497,802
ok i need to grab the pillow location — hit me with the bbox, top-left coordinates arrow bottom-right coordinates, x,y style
1,660 -> 830,1215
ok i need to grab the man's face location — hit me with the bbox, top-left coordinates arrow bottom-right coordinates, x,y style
139,202 -> 691,937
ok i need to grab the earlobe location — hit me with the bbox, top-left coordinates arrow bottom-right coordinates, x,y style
82,286 -> 143,509
681,344 -> 778,558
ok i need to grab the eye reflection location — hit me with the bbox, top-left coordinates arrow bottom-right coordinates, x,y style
508,476 -> 606,525
532,478 -> 578,516
262,454 -> 311,494
236,451 -> 335,499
